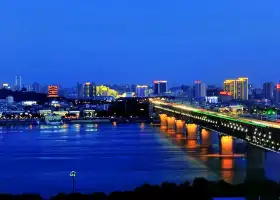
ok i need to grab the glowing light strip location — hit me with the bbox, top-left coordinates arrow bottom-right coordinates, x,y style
152,100 -> 277,128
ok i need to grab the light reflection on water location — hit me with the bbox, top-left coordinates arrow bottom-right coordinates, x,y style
0,123 -> 279,197
159,124 -> 246,184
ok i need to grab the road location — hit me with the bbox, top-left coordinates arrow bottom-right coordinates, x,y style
151,99 -> 280,129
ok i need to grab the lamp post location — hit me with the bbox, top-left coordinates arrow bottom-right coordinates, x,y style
70,171 -> 76,193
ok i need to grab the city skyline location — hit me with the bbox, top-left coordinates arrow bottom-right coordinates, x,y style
0,0 -> 280,85
1,74 -> 280,90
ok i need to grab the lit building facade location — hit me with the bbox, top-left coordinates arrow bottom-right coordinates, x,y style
236,77 -> 248,100
194,80 -> 206,99
75,82 -> 97,99
96,85 -> 118,98
153,80 -> 167,95
223,77 -> 249,100
48,85 -> 59,97
263,82 -> 274,100
136,85 -> 148,97
224,80 -> 236,99
83,82 -> 96,98
2,83 -> 9,89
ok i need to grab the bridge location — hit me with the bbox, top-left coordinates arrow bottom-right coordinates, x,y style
150,99 -> 280,182
151,99 -> 280,153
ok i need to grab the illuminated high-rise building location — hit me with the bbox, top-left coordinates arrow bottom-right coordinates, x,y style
223,77 -> 249,100
14,75 -> 22,91
83,82 -> 96,98
224,80 -> 236,99
153,80 -> 167,95
263,82 -> 274,100
194,80 -> 206,99
136,85 -> 148,97
236,77 -> 248,100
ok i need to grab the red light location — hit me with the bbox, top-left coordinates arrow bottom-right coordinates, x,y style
277,84 -> 280,89
220,91 -> 232,96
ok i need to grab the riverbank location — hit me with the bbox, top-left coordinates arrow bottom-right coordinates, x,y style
0,118 -> 157,126
0,178 -> 278,200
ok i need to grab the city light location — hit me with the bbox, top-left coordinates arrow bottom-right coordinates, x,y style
48,85 -> 59,97
220,91 -> 232,96
151,99 -> 280,129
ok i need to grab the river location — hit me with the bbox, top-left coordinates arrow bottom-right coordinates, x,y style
0,123 -> 279,197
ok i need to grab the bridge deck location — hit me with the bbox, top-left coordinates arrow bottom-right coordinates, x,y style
152,100 -> 280,129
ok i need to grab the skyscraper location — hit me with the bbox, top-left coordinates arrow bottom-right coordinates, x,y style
136,85 -> 148,97
153,80 -> 167,95
236,77 -> 248,100
83,82 -> 96,98
223,77 -> 249,100
263,82 -> 274,100
194,80 -> 206,99
15,75 -> 22,91
224,80 -> 236,99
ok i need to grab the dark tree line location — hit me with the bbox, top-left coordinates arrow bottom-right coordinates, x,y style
1,178 -> 280,200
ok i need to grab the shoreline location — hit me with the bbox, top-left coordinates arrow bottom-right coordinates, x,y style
0,118 -> 158,126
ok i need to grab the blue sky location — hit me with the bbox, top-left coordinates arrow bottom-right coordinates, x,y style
0,0 -> 280,87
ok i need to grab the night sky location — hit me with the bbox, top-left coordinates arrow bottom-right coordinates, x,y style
0,0 -> 280,86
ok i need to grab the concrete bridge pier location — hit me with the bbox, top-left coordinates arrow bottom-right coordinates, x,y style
245,145 -> 265,183
200,128 -> 211,147
159,114 -> 168,127
185,124 -> 198,140
175,119 -> 185,134
185,124 -> 198,148
167,116 -> 176,130
219,135 -> 234,156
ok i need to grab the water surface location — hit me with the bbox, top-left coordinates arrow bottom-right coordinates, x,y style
0,123 -> 279,197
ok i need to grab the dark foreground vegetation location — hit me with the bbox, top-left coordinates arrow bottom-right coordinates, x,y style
0,178 -> 279,200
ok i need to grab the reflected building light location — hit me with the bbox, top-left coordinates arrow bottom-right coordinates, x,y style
85,129 -> 98,132
140,123 -> 145,129
62,124 -> 68,129
113,121 -> 117,127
